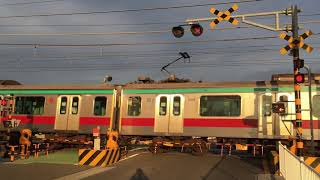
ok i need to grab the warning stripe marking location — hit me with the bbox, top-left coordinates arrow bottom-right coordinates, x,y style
305,157 -> 320,173
78,148 -> 122,167
279,30 -> 313,55
209,4 -> 238,28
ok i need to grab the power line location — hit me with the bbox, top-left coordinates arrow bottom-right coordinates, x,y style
0,0 -> 66,6
0,42 -> 310,62
0,20 -> 318,37
0,33 -> 319,47
0,0 -> 263,19
1,57 -> 319,72
0,18 -> 318,28
0,35 -> 283,47
1,46 -> 319,65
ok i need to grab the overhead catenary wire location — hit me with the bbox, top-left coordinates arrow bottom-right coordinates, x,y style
0,33 -> 319,47
1,57 -> 320,72
0,35 -> 290,47
0,0 -> 263,19
0,0 -> 67,6
1,45 -> 320,64
0,19 -> 318,37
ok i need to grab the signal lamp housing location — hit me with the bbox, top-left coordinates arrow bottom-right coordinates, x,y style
190,24 -> 203,37
294,59 -> 304,69
172,26 -> 185,38
294,73 -> 305,83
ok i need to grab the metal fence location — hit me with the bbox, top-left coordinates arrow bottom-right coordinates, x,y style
279,142 -> 320,180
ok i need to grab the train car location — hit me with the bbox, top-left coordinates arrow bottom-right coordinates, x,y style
0,83 -> 116,138
0,74 -> 319,145
119,78 -> 320,142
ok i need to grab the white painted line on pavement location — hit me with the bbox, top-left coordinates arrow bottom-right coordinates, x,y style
128,147 -> 149,152
55,152 -> 144,180
118,153 -> 141,162
54,166 -> 115,180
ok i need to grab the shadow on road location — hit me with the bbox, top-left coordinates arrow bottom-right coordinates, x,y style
201,156 -> 225,180
130,168 -> 149,180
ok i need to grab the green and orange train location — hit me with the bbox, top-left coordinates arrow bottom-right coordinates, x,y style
0,75 -> 319,143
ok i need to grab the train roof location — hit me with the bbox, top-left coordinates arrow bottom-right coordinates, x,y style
122,81 -> 320,89
0,83 -> 114,90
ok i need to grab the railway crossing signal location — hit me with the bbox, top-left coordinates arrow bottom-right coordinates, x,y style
294,73 -> 305,83
172,26 -> 184,38
172,24 -> 204,38
279,30 -> 313,55
190,24 -> 203,37
209,4 -> 238,28
272,103 -> 286,114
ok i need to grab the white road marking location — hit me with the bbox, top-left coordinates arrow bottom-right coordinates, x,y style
54,167 -> 115,180
118,153 -> 141,163
55,152 -> 144,180
128,147 -> 149,152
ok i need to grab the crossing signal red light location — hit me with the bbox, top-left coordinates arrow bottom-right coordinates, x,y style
295,73 -> 305,83
172,26 -> 184,38
190,24 -> 203,37
1,99 -> 7,106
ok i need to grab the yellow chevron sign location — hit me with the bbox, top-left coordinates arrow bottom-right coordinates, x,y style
304,156 -> 320,173
209,4 -> 238,28
279,30 -> 313,55
78,148 -> 121,167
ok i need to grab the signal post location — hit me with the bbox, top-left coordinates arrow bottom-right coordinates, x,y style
291,5 -> 303,156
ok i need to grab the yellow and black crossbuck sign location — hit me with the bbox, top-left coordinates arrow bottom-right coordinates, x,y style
304,156 -> 320,173
78,148 -> 120,167
279,30 -> 313,55
209,4 -> 238,28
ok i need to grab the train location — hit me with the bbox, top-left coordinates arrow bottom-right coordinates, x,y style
0,74 -> 319,145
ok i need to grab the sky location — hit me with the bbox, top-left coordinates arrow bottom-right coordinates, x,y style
0,0 -> 318,84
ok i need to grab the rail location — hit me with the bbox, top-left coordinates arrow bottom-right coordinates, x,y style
279,142 -> 320,180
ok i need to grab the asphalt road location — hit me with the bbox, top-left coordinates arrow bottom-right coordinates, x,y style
0,163 -> 91,180
0,150 -> 284,180
85,151 -> 281,180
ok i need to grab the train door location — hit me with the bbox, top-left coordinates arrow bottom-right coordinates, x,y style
258,94 -> 274,137
55,95 -> 81,131
154,94 -> 184,134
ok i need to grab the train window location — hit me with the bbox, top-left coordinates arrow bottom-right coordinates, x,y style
60,97 -> 68,114
262,95 -> 272,116
200,96 -> 241,116
15,96 -> 45,115
71,97 -> 79,114
127,96 -> 141,116
159,96 -> 167,116
173,96 -> 181,116
312,95 -> 320,117
94,96 -> 107,116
